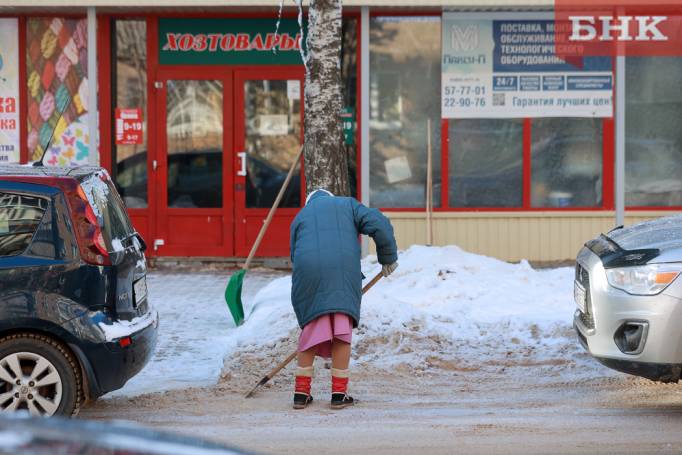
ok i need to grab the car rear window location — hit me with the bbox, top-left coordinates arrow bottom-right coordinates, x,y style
0,192 -> 49,256
80,173 -> 135,252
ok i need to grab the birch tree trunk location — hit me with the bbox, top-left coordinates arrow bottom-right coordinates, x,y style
303,0 -> 350,196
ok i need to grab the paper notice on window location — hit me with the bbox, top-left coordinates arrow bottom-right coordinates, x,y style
258,115 -> 289,136
287,80 -> 301,100
0,18 -> 20,163
384,156 -> 412,183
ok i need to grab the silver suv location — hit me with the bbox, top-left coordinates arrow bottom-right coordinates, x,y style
574,214 -> 682,382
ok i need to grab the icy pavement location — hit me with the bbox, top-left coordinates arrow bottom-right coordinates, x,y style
110,245 -> 591,398
108,269 -> 285,397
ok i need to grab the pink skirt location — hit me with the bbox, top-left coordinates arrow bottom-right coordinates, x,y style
298,313 -> 353,359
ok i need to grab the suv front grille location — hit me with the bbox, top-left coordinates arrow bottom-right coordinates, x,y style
575,263 -> 589,287
575,263 -> 595,330
579,309 -> 595,329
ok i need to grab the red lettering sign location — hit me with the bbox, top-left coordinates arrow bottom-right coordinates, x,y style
0,119 -> 16,130
555,1 -> 682,56
0,97 -> 17,114
115,108 -> 144,145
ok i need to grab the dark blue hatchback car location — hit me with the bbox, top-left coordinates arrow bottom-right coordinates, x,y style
0,166 -> 158,417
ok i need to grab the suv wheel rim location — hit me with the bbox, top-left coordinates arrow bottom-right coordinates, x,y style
0,352 -> 63,416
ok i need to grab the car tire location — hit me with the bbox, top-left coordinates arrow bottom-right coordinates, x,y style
0,333 -> 82,417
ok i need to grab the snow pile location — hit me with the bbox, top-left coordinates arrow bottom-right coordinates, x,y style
222,245 -> 581,382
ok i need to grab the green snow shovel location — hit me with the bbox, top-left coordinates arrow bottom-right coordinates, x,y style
245,271 -> 384,398
225,144 -> 305,326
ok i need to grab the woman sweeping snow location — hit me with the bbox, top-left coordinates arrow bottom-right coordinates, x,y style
289,189 -> 398,410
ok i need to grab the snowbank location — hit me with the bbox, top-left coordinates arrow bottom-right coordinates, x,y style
222,245 -> 577,376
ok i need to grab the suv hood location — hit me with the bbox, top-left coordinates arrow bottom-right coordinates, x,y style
608,214 -> 682,251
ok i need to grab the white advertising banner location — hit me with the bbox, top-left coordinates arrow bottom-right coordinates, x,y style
442,13 -> 614,119
0,18 -> 19,163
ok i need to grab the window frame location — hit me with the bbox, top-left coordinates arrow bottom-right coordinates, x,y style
623,54 -> 682,211
370,11 -> 618,213
0,190 -> 49,258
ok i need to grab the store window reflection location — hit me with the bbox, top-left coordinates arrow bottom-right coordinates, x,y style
369,16 -> 441,208
113,20 -> 148,208
243,80 -> 301,208
531,118 -> 603,208
449,119 -> 523,208
166,79 -> 223,208
626,57 -> 682,207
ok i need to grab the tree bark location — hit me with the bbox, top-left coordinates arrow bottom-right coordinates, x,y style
303,0 -> 350,197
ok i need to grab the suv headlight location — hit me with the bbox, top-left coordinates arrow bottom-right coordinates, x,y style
605,263 -> 682,295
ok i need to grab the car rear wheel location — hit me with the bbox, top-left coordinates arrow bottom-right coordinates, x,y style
0,334 -> 81,417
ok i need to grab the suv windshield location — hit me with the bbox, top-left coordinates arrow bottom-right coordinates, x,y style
80,172 -> 135,252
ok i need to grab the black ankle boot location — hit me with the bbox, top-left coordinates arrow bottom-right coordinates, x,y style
330,393 -> 354,409
293,392 -> 313,409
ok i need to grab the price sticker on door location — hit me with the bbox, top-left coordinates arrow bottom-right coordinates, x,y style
115,108 -> 144,145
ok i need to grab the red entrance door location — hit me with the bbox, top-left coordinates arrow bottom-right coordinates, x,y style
153,68 -> 234,256
234,69 -> 305,257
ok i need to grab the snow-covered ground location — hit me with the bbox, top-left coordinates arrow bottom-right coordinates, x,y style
223,245 -> 579,376
87,245 -> 682,455
109,270 -> 283,397
110,244 -> 588,399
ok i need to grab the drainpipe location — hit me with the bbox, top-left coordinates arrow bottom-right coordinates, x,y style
615,55 -> 625,227
360,5 -> 370,256
87,7 -> 98,165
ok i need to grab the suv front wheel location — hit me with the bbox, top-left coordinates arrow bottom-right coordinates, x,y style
0,333 -> 82,416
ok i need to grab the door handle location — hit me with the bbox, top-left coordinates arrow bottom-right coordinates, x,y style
237,151 -> 247,176
153,239 -> 165,251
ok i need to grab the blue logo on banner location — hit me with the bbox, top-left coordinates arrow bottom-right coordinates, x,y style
493,76 -> 518,91
567,75 -> 613,91
491,20 -> 612,73
520,76 -> 541,91
543,75 -> 565,91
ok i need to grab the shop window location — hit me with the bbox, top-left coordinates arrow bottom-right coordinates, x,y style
625,57 -> 682,207
531,118 -> 603,208
369,16 -> 441,208
0,18 -> 20,164
112,20 -> 148,209
341,17 -> 358,198
243,80 -> 301,209
166,80 -> 223,208
449,119 -> 523,208
26,18 -> 91,165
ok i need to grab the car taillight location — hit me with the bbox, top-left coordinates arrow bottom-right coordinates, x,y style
65,182 -> 111,266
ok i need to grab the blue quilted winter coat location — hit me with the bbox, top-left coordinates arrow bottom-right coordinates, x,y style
290,190 -> 398,328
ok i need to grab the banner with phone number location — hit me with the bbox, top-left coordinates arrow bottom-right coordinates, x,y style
442,14 -> 613,119
0,18 -> 20,163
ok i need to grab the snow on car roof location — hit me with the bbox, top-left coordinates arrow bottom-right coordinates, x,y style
0,164 -> 103,180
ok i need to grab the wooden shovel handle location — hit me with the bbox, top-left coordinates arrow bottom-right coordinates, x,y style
361,271 -> 383,294
243,144 -> 305,270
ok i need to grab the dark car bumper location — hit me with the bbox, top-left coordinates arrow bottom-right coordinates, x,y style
71,313 -> 158,398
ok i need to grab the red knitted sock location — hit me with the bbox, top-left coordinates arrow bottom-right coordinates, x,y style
331,368 -> 349,394
295,366 -> 313,395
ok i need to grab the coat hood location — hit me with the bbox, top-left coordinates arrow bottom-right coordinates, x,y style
305,189 -> 334,205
